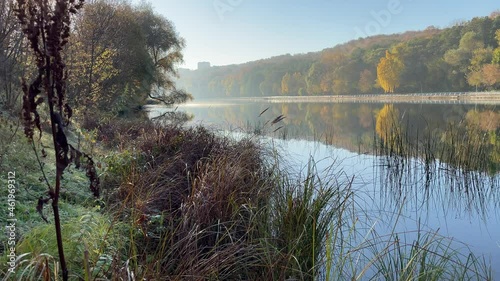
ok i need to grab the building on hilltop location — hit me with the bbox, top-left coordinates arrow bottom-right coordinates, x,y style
197,61 -> 211,70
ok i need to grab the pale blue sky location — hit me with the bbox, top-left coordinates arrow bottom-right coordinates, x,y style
134,0 -> 499,69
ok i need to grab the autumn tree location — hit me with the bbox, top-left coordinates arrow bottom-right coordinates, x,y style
467,63 -> 500,90
465,29 -> 500,89
68,0 -> 120,113
377,50 -> 404,93
467,69 -> 484,90
281,72 -> 291,94
482,64 -> 500,87
444,31 -> 485,89
281,72 -> 306,95
66,1 -> 189,120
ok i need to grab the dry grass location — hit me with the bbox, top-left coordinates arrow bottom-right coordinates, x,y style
101,122 -> 276,279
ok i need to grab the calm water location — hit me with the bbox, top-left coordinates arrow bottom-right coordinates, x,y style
149,99 -> 500,277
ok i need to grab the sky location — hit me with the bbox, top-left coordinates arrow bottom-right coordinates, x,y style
133,0 -> 499,70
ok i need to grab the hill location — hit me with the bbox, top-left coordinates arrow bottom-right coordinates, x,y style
176,13 -> 500,99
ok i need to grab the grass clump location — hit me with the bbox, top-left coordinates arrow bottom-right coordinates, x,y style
101,123 -> 275,279
362,229 -> 492,280
4,212 -> 112,280
266,161 -> 353,280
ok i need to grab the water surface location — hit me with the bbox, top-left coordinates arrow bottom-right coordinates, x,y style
149,98 -> 500,277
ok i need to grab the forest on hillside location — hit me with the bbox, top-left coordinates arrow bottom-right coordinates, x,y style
177,12 -> 500,99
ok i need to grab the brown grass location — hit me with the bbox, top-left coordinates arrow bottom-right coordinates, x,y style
101,121 -> 276,279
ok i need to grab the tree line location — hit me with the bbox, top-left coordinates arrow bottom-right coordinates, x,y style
177,12 -> 500,98
0,0 -> 188,119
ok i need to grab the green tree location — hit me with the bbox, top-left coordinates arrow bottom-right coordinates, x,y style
470,48 -> 493,71
306,62 -> 323,94
292,72 -> 306,95
493,48 -> 500,64
459,31 -> 484,51
69,0 -> 118,109
492,29 -> 500,64
281,72 -> 305,95
467,69 -> 484,90
443,31 -> 486,90
241,71 -> 263,96
136,3 -> 190,107
222,74 -> 240,96
358,69 -> 375,93
443,48 -> 470,67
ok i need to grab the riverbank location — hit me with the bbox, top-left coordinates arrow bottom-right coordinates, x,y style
235,92 -> 500,105
0,114 -> 493,280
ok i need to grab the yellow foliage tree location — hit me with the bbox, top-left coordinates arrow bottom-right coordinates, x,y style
377,50 -> 404,93
281,72 -> 291,94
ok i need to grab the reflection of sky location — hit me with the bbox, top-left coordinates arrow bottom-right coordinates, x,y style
276,137 -> 500,279
153,100 -> 500,277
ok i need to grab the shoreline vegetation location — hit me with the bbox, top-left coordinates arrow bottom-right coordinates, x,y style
0,113 -> 494,280
173,91 -> 500,105
257,91 -> 500,104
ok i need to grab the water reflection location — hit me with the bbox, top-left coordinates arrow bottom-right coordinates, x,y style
148,100 -> 500,276
151,101 -> 500,174
149,101 -> 500,213
154,100 -> 500,166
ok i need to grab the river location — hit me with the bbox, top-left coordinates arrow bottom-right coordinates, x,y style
149,98 -> 500,278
